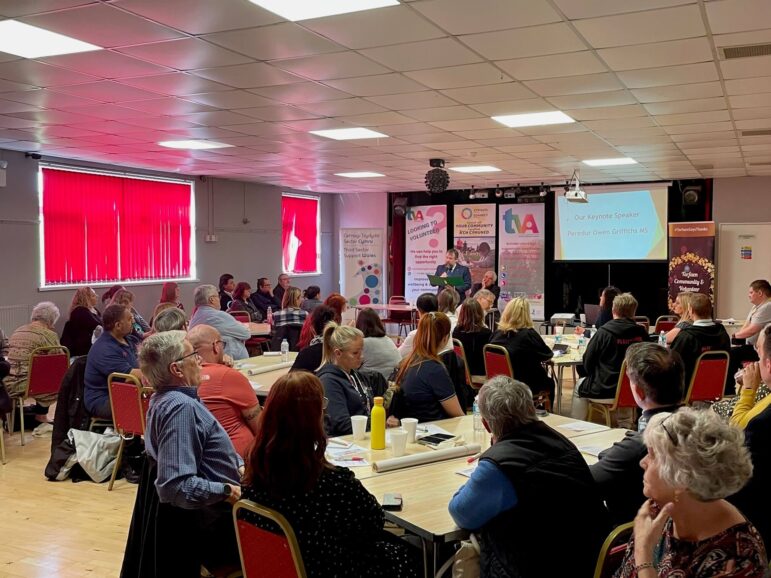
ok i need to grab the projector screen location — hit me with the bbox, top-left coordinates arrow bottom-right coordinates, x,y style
554,186 -> 668,261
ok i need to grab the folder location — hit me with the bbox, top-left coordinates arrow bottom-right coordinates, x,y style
427,274 -> 464,287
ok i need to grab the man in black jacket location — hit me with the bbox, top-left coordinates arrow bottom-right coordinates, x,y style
571,292 -> 648,421
589,342 -> 683,525
670,292 -> 731,392
250,277 -> 281,318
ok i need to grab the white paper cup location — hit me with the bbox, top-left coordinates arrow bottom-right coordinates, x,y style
401,418 -> 418,443
351,415 -> 368,440
554,324 -> 564,335
390,429 -> 408,457
580,313 -> 586,324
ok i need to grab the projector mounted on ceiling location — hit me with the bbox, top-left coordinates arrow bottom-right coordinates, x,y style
565,169 -> 588,203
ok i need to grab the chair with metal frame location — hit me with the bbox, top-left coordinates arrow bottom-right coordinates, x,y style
233,499 -> 307,578
653,315 -> 678,334
231,311 -> 271,353
683,350 -> 730,406
382,296 -> 414,338
0,421 -> 5,465
229,310 -> 250,323
107,372 -> 149,491
483,344 -> 514,379
452,338 -> 473,390
593,522 -> 634,578
633,316 -> 650,332
586,361 -> 636,427
9,345 -> 69,446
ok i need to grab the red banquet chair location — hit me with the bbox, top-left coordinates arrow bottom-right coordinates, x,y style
107,372 -> 149,491
683,351 -> 730,405
587,361 -> 636,427
483,344 -> 514,379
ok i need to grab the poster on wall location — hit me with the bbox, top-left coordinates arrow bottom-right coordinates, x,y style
668,222 -> 716,310
404,205 -> 448,304
340,228 -> 385,307
453,204 -> 496,286
498,204 -> 546,320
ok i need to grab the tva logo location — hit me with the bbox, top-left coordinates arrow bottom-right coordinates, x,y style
502,209 -> 539,234
406,208 -> 424,220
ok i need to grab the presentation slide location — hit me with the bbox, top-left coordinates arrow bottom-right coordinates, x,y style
555,188 -> 668,261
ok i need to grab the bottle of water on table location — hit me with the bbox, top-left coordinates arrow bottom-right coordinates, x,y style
267,306 -> 273,325
658,330 -> 667,348
280,338 -> 289,362
473,396 -> 483,432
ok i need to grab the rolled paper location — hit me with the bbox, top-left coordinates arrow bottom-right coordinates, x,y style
371,443 -> 482,473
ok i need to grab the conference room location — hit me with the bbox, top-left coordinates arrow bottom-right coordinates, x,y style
2,0 -> 771,577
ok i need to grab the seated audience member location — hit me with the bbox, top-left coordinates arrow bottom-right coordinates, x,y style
151,307 -> 188,334
301,285 -> 322,314
227,282 -> 263,322
393,312 -> 464,423
150,302 -> 176,327
273,273 -> 290,308
489,297 -> 554,402
438,287 -> 460,332
449,376 -> 609,578
316,324 -> 371,437
292,306 -> 336,373
241,372 -> 420,578
452,299 -> 492,377
5,302 -> 62,424
250,277 -> 280,318
139,331 -> 241,573
577,286 -> 620,336
665,291 -> 695,344
110,289 -> 151,339
470,270 -> 500,310
273,286 -> 307,327
84,305 -> 142,420
731,325 -> 771,429
218,273 -> 235,312
590,343 -> 683,525
730,280 -> 771,379
473,288 -> 496,316
398,292 -> 441,359
189,284 -> 251,360
324,292 -> 348,324
730,324 -> 771,549
61,286 -> 102,357
159,281 -> 184,311
670,292 -> 731,386
356,308 -> 401,380
188,325 -> 261,458
572,293 -> 648,421
616,409 -> 766,577
101,284 -> 124,307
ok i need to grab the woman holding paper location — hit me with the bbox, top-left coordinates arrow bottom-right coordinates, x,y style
241,372 -> 420,578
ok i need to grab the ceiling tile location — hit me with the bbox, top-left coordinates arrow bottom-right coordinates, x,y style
269,52 -> 389,81
121,73 -> 232,96
566,104 -> 648,120
552,0 -> 694,20
0,88 -> 98,107
52,81 -> 168,102
0,99 -> 42,114
51,103 -> 148,120
366,90 -> 459,110
117,97 -> 217,115
360,38 -> 482,71
250,82 -> 352,104
118,38 -> 253,71
404,63 -> 511,90
0,78 -> 37,92
0,60 -> 97,87
234,105 -> 322,122
176,110 -> 257,126
402,105 -> 484,121
725,76 -> 771,95
705,0 -> 771,34
7,109 -> 100,125
720,55 -> 771,80
323,74 -> 428,97
631,81 -> 724,102
21,3 -> 183,48
582,117 -> 657,130
336,111 -> 417,126
184,90 -> 277,109
114,0 -> 282,35
654,110 -> 731,125
729,93 -> 771,108
191,63 -> 302,89
662,121 -> 735,134
733,106 -> 771,120
0,0 -> 96,17
598,37 -> 713,71
301,5 -> 445,49
617,62 -> 719,89
294,98 -> 386,117
643,97 -> 727,115
428,117 -> 501,132
38,51 -> 173,79
547,90 -> 637,109
412,0 -> 560,35
441,82 -> 536,104
204,23 -> 342,61
524,73 -> 623,96
496,51 -> 606,81
470,98 -> 554,116
572,5 -> 705,49
459,23 -> 586,60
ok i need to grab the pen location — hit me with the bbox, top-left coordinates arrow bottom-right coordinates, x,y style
328,438 -> 352,448
349,457 -> 364,462
467,452 -> 482,464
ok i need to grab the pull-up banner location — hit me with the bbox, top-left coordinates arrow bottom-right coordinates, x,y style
453,204 -> 496,287
340,228 -> 384,308
404,205 -> 447,304
668,222 -> 716,310
498,204 -> 546,320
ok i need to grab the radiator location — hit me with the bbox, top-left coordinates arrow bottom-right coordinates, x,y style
0,304 -> 32,334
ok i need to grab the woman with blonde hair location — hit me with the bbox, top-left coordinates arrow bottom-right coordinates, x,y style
273,286 -> 308,327
489,297 -> 554,402
110,288 -> 150,339
316,323 -> 371,436
393,312 -> 464,423
615,408 -> 767,577
61,286 -> 102,356
666,291 -> 695,345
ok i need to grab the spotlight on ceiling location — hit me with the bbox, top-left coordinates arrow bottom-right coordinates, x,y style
425,158 -> 450,195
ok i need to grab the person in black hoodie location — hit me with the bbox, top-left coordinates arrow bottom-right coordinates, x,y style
670,292 -> 731,392
315,323 -> 372,437
572,293 -> 649,422
291,305 -> 336,373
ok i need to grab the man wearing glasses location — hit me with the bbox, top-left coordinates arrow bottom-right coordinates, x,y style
189,324 -> 261,458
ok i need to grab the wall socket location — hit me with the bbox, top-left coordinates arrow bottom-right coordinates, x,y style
205,234 -> 218,243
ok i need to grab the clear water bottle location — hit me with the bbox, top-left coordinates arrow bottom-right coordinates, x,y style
280,338 -> 289,362
555,333 -> 562,344
658,330 -> 667,347
473,396 -> 483,432
577,335 -> 586,353
589,324 -> 596,339
267,306 -> 273,325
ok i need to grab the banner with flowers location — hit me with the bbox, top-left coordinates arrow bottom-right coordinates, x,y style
668,222 -> 716,310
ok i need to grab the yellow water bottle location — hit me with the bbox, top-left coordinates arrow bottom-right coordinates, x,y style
370,397 -> 386,450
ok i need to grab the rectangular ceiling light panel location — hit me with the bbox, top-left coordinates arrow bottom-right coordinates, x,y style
0,20 -> 101,58
249,0 -> 399,21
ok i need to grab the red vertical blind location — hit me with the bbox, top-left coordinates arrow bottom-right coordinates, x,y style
41,167 -> 193,286
281,194 -> 320,274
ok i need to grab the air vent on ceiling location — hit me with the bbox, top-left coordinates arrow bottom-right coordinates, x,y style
741,129 -> 771,137
720,43 -> 771,59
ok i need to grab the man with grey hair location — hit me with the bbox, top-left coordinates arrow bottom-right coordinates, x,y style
188,284 -> 251,360
449,376 -> 609,578
470,270 -> 500,311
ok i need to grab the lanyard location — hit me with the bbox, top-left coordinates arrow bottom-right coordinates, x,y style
346,370 -> 371,414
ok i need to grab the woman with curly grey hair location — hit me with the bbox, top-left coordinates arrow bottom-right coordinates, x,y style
615,408 -> 767,577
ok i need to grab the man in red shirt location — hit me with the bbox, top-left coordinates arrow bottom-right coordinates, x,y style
188,324 -> 261,457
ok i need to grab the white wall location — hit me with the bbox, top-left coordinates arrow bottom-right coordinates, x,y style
0,148 -> 339,333
713,177 -> 771,224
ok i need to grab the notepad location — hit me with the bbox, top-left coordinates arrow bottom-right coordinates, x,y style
557,421 -> 607,433
578,445 -> 606,457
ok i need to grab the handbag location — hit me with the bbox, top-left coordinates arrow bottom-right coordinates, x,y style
435,533 -> 480,578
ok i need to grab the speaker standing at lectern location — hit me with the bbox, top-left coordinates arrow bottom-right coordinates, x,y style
435,248 -> 472,301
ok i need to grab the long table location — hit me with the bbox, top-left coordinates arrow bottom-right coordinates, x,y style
542,333 -> 584,414
235,352 -> 297,397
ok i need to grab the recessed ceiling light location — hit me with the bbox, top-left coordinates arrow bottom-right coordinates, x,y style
309,128 -> 388,140
248,0 -> 398,21
0,20 -> 101,58
582,158 -> 638,167
158,140 -> 234,150
449,166 -> 501,173
492,111 -> 575,128
335,171 -> 385,178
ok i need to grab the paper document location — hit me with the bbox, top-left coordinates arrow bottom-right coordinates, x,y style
326,444 -> 369,467
578,445 -> 606,457
415,424 -> 453,439
456,465 -> 477,478
557,421 -> 607,433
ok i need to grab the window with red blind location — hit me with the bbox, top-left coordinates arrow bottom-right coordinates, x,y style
40,166 -> 195,287
281,194 -> 320,275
